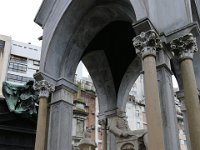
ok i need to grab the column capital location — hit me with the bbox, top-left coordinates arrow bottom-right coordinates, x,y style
98,118 -> 107,126
133,30 -> 163,59
35,80 -> 55,98
170,33 -> 198,61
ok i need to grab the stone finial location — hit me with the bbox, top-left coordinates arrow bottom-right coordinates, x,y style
34,80 -> 55,98
133,30 -> 163,59
170,33 -> 198,61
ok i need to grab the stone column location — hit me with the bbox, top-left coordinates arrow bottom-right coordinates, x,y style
170,33 -> 200,150
133,30 -> 165,150
156,49 -> 180,150
34,80 -> 55,150
98,118 -> 107,150
47,79 -> 77,150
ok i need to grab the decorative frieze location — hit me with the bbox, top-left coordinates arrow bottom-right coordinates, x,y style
133,30 -> 163,59
170,33 -> 198,61
35,80 -> 55,98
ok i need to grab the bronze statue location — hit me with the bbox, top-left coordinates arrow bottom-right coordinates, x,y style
2,80 -> 39,115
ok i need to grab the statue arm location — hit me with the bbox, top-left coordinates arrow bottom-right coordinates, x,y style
108,118 -> 124,137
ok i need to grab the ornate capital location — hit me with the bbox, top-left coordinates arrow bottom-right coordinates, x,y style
133,30 -> 163,59
170,33 -> 198,61
98,118 -> 107,127
34,80 -> 55,98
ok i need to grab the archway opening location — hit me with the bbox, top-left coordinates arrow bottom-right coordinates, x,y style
83,21 -> 136,93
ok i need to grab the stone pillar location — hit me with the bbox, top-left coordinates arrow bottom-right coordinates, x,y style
176,91 -> 192,150
156,49 -> 180,150
47,79 -> 77,150
170,33 -> 200,150
98,118 -> 107,150
133,30 -> 165,150
34,80 -> 55,150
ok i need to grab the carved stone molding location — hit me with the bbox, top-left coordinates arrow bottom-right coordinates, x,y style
35,80 -> 55,98
170,33 -> 198,61
133,30 -> 163,59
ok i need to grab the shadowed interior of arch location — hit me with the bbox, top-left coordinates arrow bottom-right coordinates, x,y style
82,21 -> 137,94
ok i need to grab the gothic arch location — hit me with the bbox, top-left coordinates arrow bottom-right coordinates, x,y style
37,0 -> 142,113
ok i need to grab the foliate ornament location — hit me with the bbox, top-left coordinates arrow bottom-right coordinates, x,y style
133,30 -> 163,59
170,33 -> 198,61
34,80 -> 55,98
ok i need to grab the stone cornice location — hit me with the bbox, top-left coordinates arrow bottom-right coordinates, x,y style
133,30 -> 163,59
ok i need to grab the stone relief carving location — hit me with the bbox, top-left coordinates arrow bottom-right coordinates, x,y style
107,110 -> 148,150
133,30 -> 163,59
108,110 -> 146,138
76,119 -> 84,137
170,33 -> 198,60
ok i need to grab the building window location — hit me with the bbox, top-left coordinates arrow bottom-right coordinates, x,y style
7,73 -> 33,83
136,122 -> 140,129
136,110 -> 140,117
10,55 -> 27,64
0,40 -> 5,54
8,62 -> 27,73
8,55 -> 27,73
33,60 -> 40,66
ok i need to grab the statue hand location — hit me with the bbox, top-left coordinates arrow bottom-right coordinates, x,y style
121,131 -> 129,137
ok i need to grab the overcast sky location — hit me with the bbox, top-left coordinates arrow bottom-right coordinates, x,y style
0,0 -> 43,46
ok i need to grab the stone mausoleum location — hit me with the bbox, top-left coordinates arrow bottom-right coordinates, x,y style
25,0 -> 200,150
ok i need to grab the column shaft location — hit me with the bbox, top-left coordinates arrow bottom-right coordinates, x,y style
143,55 -> 165,150
47,100 -> 73,150
180,59 -> 200,150
157,66 -> 180,150
102,125 -> 107,150
35,98 -> 48,150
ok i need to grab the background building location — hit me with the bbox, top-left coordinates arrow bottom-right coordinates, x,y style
72,76 -> 96,149
0,34 -> 40,149
0,34 -> 41,99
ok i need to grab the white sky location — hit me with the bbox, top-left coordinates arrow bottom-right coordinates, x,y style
0,0 -> 43,46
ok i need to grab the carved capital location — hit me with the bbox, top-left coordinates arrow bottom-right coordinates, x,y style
170,33 -> 198,61
35,80 -> 55,98
98,118 -> 107,129
133,30 -> 163,59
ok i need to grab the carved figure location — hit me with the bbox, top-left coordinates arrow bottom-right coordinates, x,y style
108,110 -> 148,150
2,80 -> 39,115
